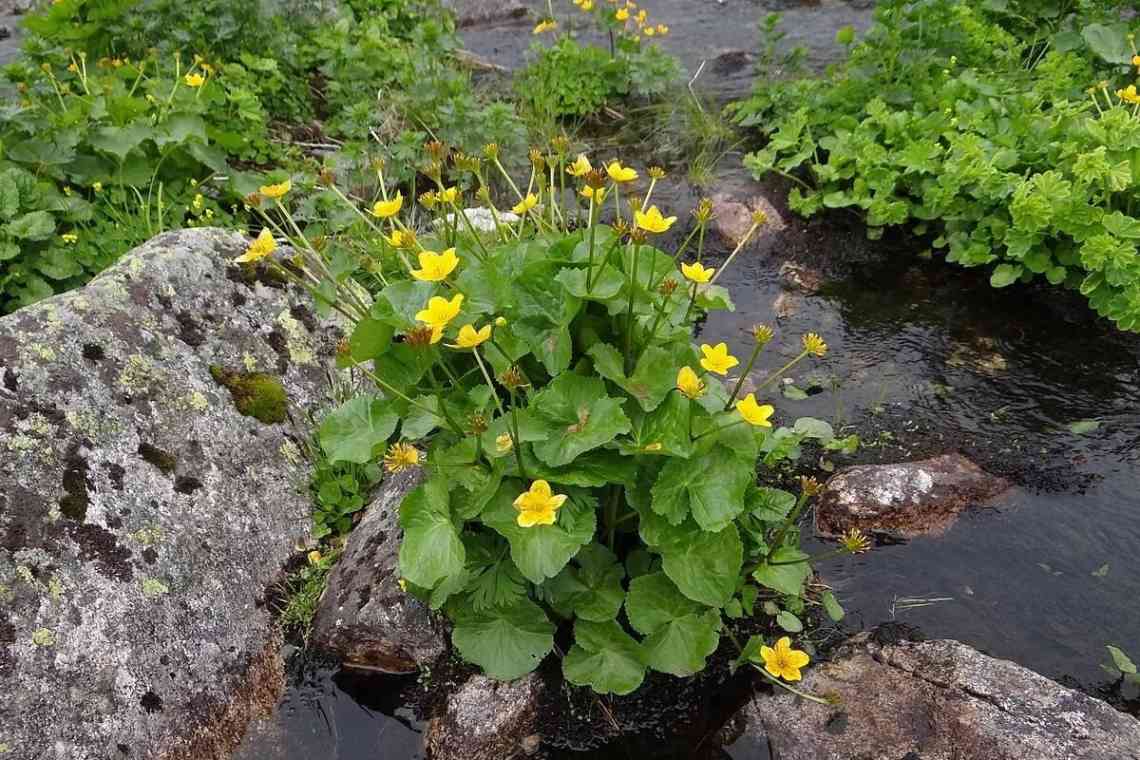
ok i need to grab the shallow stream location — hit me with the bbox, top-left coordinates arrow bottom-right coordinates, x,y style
232,0 -> 1140,755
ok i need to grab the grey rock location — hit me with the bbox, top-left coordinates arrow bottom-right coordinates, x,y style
443,0 -> 529,28
710,189 -> 785,249
727,635 -> 1140,760
311,467 -> 448,673
0,228 -> 341,760
425,672 -> 544,760
815,453 -> 1010,538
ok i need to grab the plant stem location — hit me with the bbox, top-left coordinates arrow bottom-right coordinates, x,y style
450,203 -> 490,260
585,197 -> 599,291
472,347 -> 503,414
508,389 -> 528,480
754,667 -> 834,705
623,242 -> 640,374
350,360 -> 459,430
427,366 -> 467,436
708,221 -> 761,286
726,341 -> 765,408
752,350 -> 810,396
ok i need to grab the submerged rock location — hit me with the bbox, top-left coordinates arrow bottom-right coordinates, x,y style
815,453 -> 1010,537
444,0 -> 529,27
725,634 -> 1140,760
0,228 -> 340,759
425,672 -> 544,760
311,467 -> 448,673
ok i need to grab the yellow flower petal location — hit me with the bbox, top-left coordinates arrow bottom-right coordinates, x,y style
676,366 -> 705,400
681,261 -> 714,283
410,248 -> 459,282
234,228 -> 277,263
371,191 -> 403,219
449,323 -> 492,349
512,193 -> 539,215
634,204 -> 676,234
699,343 -> 738,375
259,180 -> 292,199
415,293 -> 465,332
566,153 -> 593,177
736,393 -> 774,427
606,160 -> 638,184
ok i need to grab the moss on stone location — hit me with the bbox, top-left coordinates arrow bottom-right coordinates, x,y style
209,366 -> 288,424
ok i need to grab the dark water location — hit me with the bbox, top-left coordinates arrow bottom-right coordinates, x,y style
238,0 -> 1140,756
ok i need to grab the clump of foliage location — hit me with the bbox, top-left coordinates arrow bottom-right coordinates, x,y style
238,143 -> 865,697
1,0 -> 523,312
732,0 -> 1140,331
517,0 -> 681,120
278,548 -> 339,639
1104,645 -> 1140,700
310,457 -> 381,539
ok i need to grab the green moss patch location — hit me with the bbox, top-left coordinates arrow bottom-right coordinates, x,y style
209,366 -> 288,424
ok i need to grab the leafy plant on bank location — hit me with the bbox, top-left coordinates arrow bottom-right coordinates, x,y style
1104,645 -> 1140,700
732,0 -> 1140,332
517,0 -> 681,120
236,143 -> 867,697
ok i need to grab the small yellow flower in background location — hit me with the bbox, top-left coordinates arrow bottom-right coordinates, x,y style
307,550 -> 322,565
681,261 -> 715,284
512,193 -> 539,214
841,528 -> 872,554
67,62 -> 78,73
1117,84 -> 1140,104
513,480 -> 568,527
580,186 -> 607,203
419,190 -> 439,209
648,166 -> 666,179
496,433 -> 514,453
802,332 -> 828,357
676,366 -> 706,400
644,26 -> 655,36
636,9 -> 648,24
415,293 -> 465,343
184,72 -> 205,88
259,179 -> 291,199
616,7 -> 629,20
1133,54 -> 1140,67
371,191 -> 403,218
736,394 -> 775,428
235,228 -> 277,263
60,233 -> 78,244
656,23 -> 668,35
700,342 -> 739,375
440,186 -> 460,203
398,578 -> 408,591
410,248 -> 459,282
533,19 -> 558,34
495,316 -> 508,327
192,193 -> 204,211
635,205 -> 677,234
384,442 -> 422,473
567,153 -> 593,177
92,181 -> 103,193
62,186 -> 72,196
387,229 -> 410,248
760,637 -> 810,682
606,160 -> 638,183
450,323 -> 492,349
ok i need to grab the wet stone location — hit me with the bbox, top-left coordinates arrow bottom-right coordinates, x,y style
0,228 -> 341,759
444,0 -> 529,27
425,672 -> 544,760
311,467 -> 448,673
723,634 -> 1140,760
814,453 -> 1012,538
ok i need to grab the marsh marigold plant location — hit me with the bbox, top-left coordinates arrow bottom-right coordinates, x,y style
252,139 -> 862,697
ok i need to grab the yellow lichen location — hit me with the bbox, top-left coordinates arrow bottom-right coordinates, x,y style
141,578 -> 169,597
242,352 -> 259,372
47,576 -> 64,601
180,391 -> 209,412
279,439 -> 302,465
117,354 -> 158,390
27,343 -> 56,361
276,309 -> 316,366
129,525 -> 164,546
31,628 -> 55,646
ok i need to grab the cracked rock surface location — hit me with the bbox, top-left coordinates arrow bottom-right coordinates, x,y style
726,634 -> 1140,760
0,228 -> 340,760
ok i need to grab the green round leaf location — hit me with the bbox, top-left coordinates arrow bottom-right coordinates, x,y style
450,597 -> 554,681
563,619 -> 646,695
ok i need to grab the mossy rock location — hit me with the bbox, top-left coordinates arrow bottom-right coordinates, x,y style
209,366 -> 289,424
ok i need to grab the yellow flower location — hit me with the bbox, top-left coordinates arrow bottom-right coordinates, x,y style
533,19 -> 558,34
234,228 -> 277,263
681,261 -> 715,283
699,343 -> 739,375
512,193 -> 539,214
1133,54 -> 1140,67
419,190 -> 439,209
634,204 -> 676,234
496,433 -> 514,453
760,637 -> 810,682
440,186 -> 460,204
259,179 -> 292,199
495,316 -> 508,327
450,323 -> 492,349
642,442 -> 663,452
184,73 -> 205,88
397,578 -> 408,591
616,7 -> 629,20
384,442 -> 422,473
92,181 -> 103,193
606,160 -> 638,183
636,9 -> 647,24
801,332 -> 828,357
371,191 -> 403,218
410,248 -> 459,282
580,186 -> 607,203
60,233 -> 78,244
307,550 -> 322,565
656,24 -> 668,35
736,394 -> 775,427
676,366 -> 706,400
566,153 -> 593,177
648,166 -> 666,179
513,480 -> 568,528
644,26 -> 655,36
841,528 -> 872,554
386,229 -> 410,248
1117,85 -> 1140,105
415,293 -> 465,343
